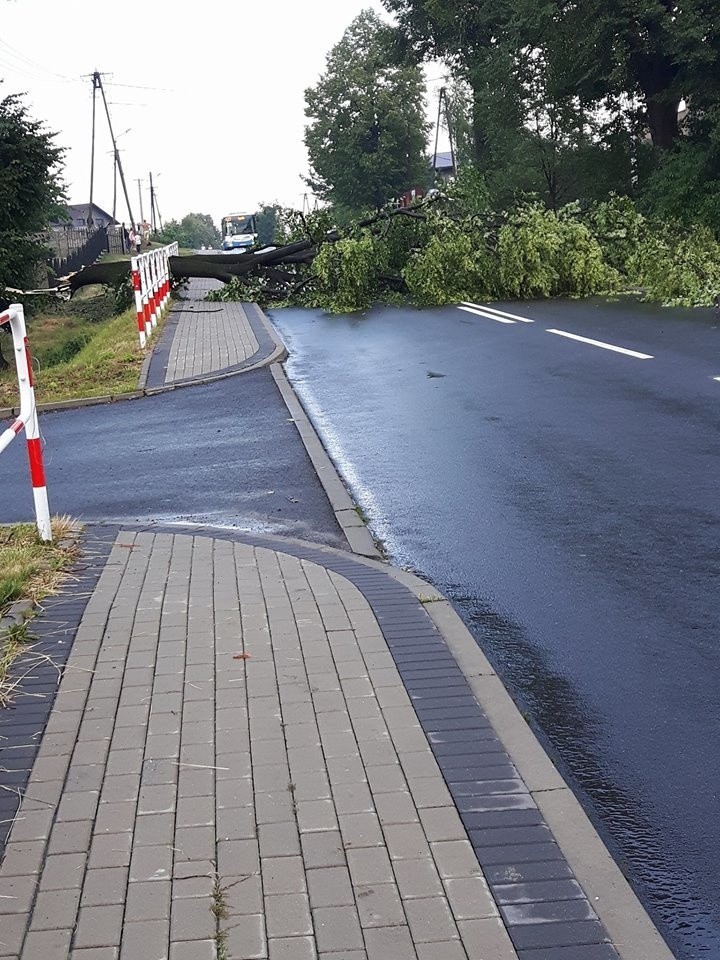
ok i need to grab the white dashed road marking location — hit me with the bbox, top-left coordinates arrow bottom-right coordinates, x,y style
462,301 -> 535,323
546,328 -> 654,360
457,305 -> 516,324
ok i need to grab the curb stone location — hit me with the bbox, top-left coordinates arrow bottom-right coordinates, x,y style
270,361 -> 382,560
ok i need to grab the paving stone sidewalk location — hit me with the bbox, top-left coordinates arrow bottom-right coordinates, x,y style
144,280 -> 284,389
0,527 -> 634,960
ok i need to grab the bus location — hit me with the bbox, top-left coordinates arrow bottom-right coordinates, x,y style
221,212 -> 258,251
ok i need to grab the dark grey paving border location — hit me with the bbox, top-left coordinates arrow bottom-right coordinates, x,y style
144,301 -> 281,389
0,527 -> 117,856
112,521 -> 666,960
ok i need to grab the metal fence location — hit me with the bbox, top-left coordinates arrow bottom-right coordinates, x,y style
44,227 -> 113,278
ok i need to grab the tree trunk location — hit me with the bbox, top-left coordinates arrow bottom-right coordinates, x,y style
646,96 -> 680,149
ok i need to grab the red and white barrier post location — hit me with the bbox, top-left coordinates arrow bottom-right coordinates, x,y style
130,242 -> 178,348
0,304 -> 52,542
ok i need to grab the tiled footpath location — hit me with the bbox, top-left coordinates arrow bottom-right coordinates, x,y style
0,527 -> 644,960
143,280 -> 284,389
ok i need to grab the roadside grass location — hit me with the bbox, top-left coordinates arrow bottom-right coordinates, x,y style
0,291 -> 166,406
0,518 -> 79,706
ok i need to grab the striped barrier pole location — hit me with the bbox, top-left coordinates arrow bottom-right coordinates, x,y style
0,304 -> 51,541
130,257 -> 146,348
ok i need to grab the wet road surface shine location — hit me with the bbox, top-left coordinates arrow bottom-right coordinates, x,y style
270,298 -> 720,960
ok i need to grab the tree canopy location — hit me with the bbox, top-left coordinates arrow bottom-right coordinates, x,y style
304,9 -> 430,212
0,90 -> 65,295
156,213 -> 220,249
383,0 -> 720,225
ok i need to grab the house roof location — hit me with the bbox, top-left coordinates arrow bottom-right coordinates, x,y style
63,203 -> 117,224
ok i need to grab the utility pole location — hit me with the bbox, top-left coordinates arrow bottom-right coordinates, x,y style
94,72 -> 135,228
136,178 -> 145,227
153,190 -> 164,232
88,72 -> 101,227
149,173 -> 156,233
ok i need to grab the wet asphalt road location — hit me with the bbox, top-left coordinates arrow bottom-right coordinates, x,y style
0,369 -> 344,548
269,297 -> 720,960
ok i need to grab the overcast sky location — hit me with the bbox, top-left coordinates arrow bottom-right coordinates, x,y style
1,0 -> 446,227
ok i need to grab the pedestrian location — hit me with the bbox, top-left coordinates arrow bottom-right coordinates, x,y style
134,226 -> 142,254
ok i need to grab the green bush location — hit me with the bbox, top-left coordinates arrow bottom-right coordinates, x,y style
498,204 -> 615,298
587,194 -> 646,274
403,224 -> 496,305
311,232 -> 385,312
631,224 -> 720,306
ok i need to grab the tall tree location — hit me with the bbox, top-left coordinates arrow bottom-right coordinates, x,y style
304,10 -> 430,212
157,213 -> 220,249
0,90 -> 65,297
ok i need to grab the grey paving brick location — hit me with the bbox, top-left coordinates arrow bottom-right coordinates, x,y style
0,914 -> 26,957
124,880 -> 171,922
458,917 -> 522,960
363,925 -> 416,960
174,826 -> 215,863
405,896 -> 458,943
338,812 -> 384,850
138,783 -> 177,815
265,893 -> 313,938
374,792 -> 419,826
297,800 -> 338,834
431,841 -> 483,879
94,802 -> 136,835
119,919 -> 171,960
364,763 -> 407,794
224,874 -> 263,915
346,847 -> 394,886
0,840 -> 45,876
99,776 -> 139,804
419,806 -> 469,843
170,896 -> 216,941
393,858 -> 445,900
74,905 -> 124,948
262,856 -> 307,896
80,868 -> 128,907
255,791 -> 294,825
218,839 -> 260,877
170,940 -> 217,960
444,876 -> 498,921
21,929 -> 73,959
7,808 -> 54,842
356,882 -> 406,928
133,812 -> 176,846
259,822 -> 301,858
174,876 -> 215,900
224,913 -> 266,960
268,936 -> 317,960
89,833 -> 133,869
312,905 -> 364,953
129,844 -> 172,883
385,823 -> 431,861
31,887 -> 82,930
56,791 -> 100,822
39,852 -> 87,891
307,866 -> 354,908
300,830 -> 346,870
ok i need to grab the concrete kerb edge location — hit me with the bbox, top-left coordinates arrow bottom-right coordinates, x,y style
269,361 -> 382,560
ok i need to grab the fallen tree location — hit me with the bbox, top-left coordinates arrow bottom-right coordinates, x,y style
23,181 -> 720,311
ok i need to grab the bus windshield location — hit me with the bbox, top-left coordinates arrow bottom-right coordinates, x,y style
223,215 -> 255,236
